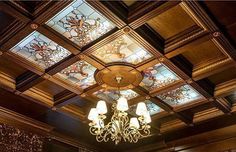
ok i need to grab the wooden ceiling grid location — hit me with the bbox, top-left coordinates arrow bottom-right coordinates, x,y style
0,0 -> 236,140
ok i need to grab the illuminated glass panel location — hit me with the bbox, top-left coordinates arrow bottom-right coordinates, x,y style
157,85 -> 202,106
10,31 -> 71,69
128,100 -> 163,116
93,89 -> 139,102
140,63 -> 179,91
92,35 -> 153,65
57,60 -> 96,89
46,0 -> 115,47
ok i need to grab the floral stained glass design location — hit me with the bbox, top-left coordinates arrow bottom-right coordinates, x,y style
128,100 -> 163,116
10,31 -> 71,69
157,85 -> 202,106
140,63 -> 179,91
93,89 -> 139,102
58,60 -> 96,89
46,0 -> 115,47
92,35 -> 153,65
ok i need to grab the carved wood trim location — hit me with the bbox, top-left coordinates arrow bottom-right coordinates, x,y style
192,58 -> 234,81
16,71 -> 44,92
215,79 -> 236,97
54,90 -> 77,108
0,106 -> 53,133
129,1 -> 180,29
214,98 -> 232,114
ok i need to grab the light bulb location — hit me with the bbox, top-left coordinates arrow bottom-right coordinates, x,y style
96,100 -> 107,114
88,108 -> 98,121
129,117 -> 140,129
136,102 -> 148,116
117,97 -> 129,111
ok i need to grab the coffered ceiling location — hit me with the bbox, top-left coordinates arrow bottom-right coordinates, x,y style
1,1 -> 236,152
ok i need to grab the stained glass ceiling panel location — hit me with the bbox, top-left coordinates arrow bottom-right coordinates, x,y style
140,63 -> 180,91
10,31 -> 71,69
57,60 -> 96,89
157,85 -> 202,107
128,100 -> 163,116
93,89 -> 139,102
92,35 -> 153,65
46,0 -> 115,47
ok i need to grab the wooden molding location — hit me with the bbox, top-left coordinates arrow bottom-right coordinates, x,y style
38,26 -> 81,55
0,106 -> 53,133
0,71 -> 15,91
16,71 -> 44,92
214,98 -> 232,114
54,90 -> 78,108
215,79 -> 236,97
193,57 -> 234,81
59,105 -> 86,121
193,107 -> 223,123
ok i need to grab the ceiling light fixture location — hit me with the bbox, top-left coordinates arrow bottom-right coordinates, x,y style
88,75 -> 151,144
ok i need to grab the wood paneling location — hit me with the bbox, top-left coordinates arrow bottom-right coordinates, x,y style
182,39 -> 225,66
147,4 -> 196,39
0,54 -> 27,78
208,67 -> 236,85
34,80 -> 66,97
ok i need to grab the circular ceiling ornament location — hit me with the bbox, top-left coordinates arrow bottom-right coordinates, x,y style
94,64 -> 143,90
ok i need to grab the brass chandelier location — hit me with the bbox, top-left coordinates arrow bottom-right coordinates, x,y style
88,75 -> 151,144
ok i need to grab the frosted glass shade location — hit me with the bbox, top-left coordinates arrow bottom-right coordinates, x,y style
136,102 -> 148,116
96,100 -> 107,114
88,108 -> 98,121
143,111 -> 151,123
129,117 -> 140,129
117,97 -> 129,111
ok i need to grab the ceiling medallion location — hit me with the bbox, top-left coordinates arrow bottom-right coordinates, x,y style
88,66 -> 151,144
95,64 -> 143,90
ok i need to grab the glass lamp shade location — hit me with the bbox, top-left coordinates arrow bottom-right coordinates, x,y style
117,97 -> 129,111
96,100 -> 107,114
88,108 -> 98,121
143,111 -> 151,123
136,102 -> 148,116
129,117 -> 140,129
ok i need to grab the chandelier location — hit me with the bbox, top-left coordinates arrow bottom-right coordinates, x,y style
88,74 -> 151,144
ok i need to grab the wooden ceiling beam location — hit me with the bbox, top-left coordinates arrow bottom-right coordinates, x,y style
189,79 -> 214,98
164,25 -> 205,50
16,71 -> 44,92
134,24 -> 165,55
163,112 -> 236,143
192,58 -> 234,81
37,26 -> 80,55
175,111 -> 194,125
48,76 -> 82,95
0,106 -> 54,134
53,90 -> 77,108
129,1 -> 180,29
213,98 -> 232,114
214,79 -> 236,97
59,104 -> 86,121
150,97 -> 173,113
5,52 -> 44,75
150,97 -> 193,125
46,55 -> 79,75
193,107 -> 223,124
